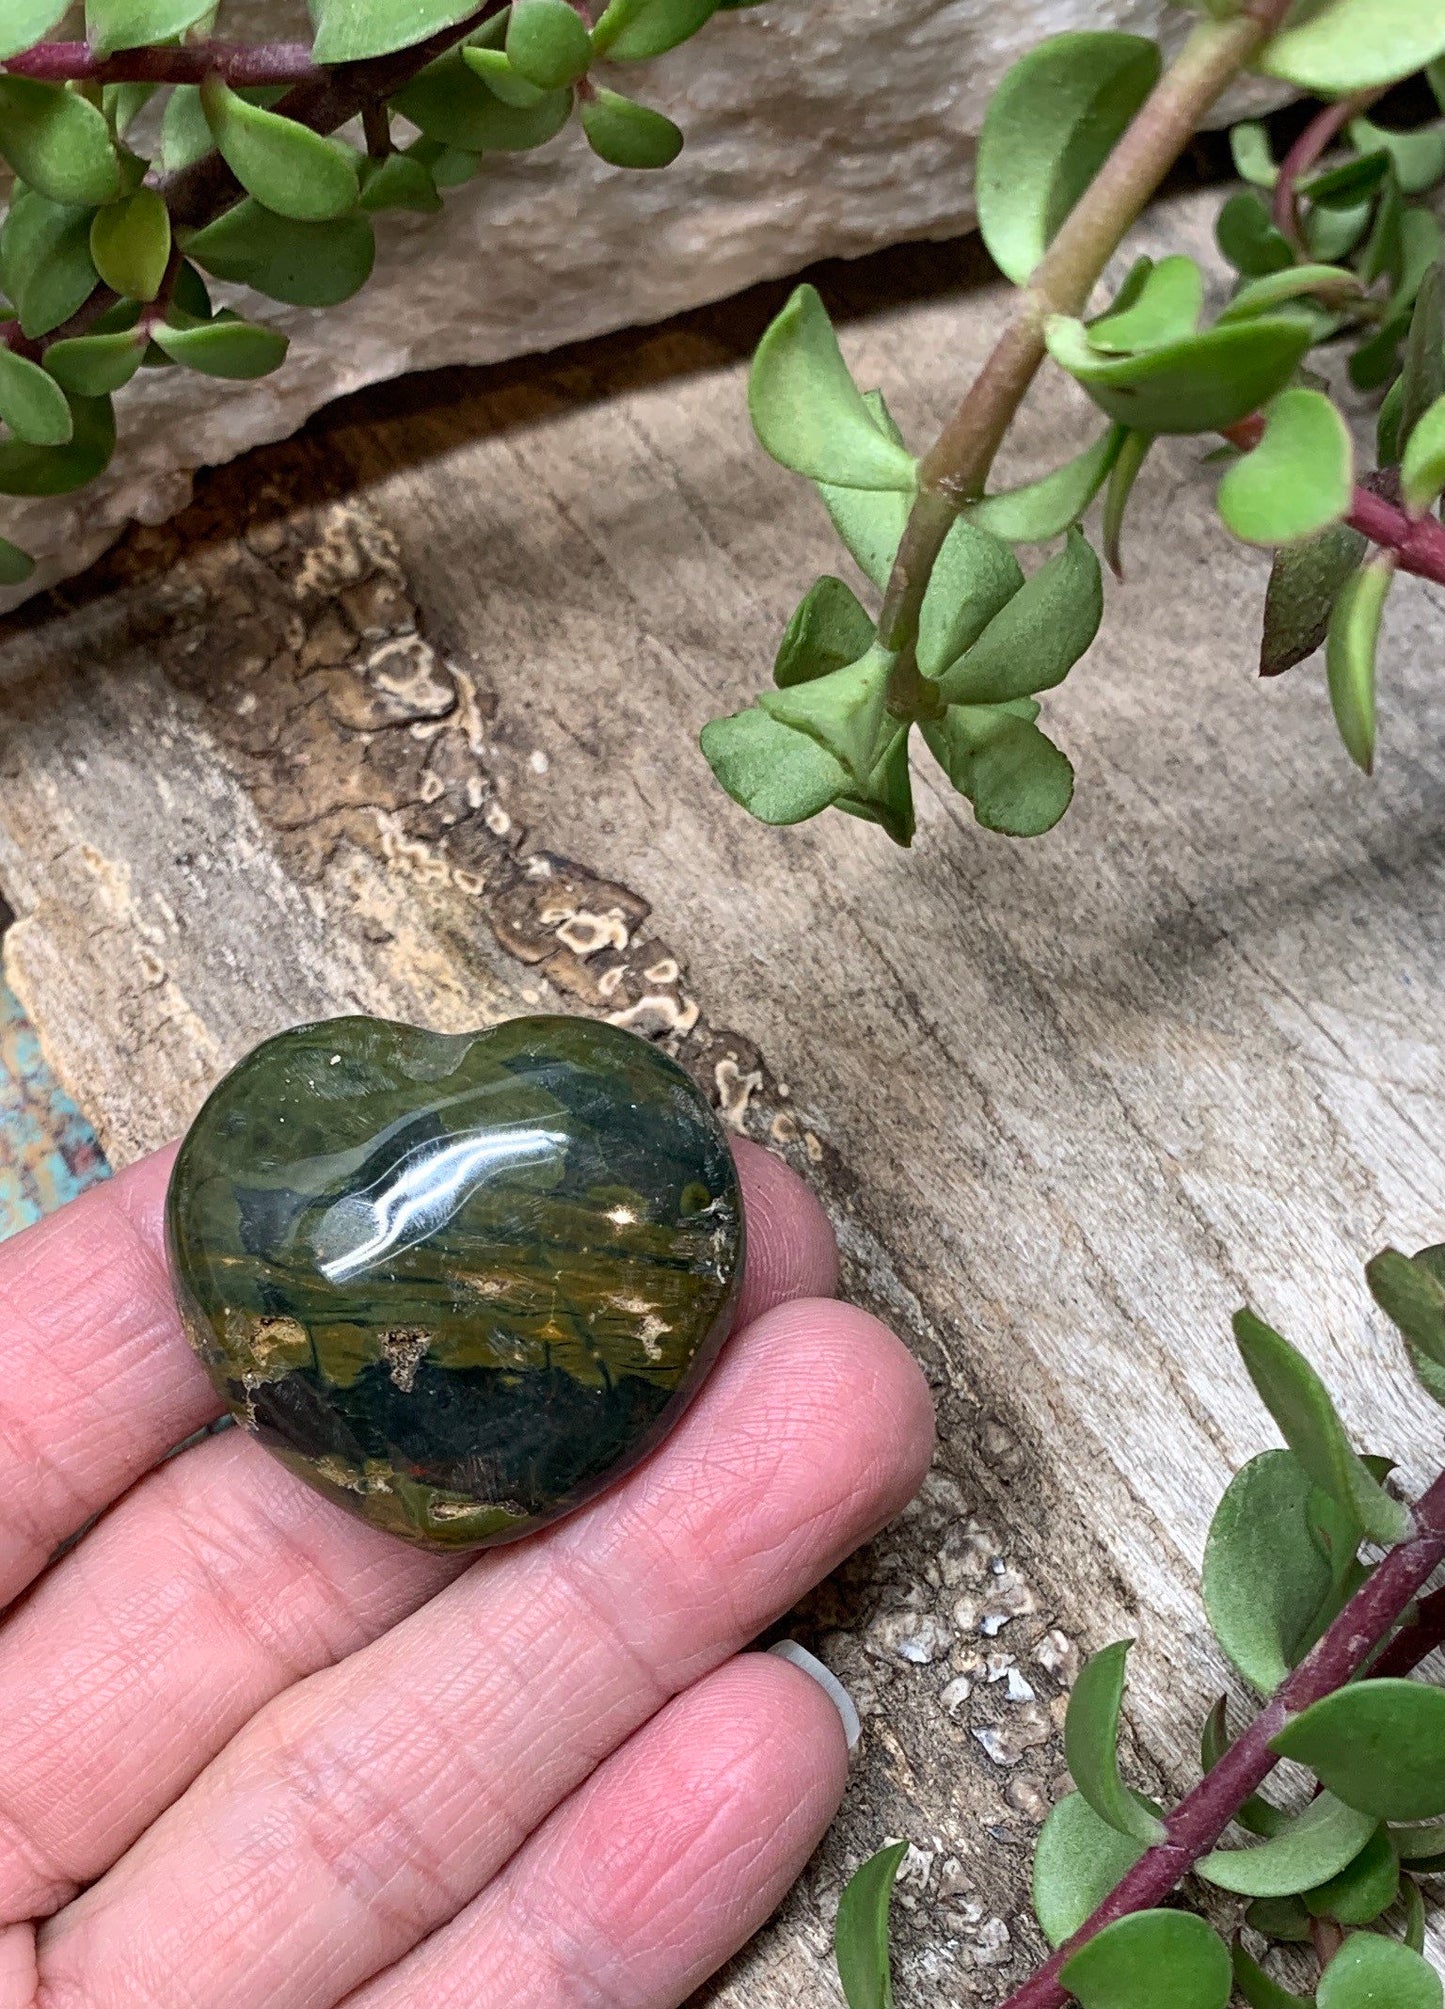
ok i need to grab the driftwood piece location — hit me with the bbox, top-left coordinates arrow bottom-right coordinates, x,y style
2,201 -> 1444,2002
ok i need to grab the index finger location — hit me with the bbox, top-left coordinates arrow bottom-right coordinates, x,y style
0,1133 -> 834,1612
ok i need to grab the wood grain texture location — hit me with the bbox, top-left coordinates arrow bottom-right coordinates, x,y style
1,201 -> 1442,2002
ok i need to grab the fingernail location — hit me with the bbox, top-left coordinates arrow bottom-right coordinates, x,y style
767,1639 -> 861,1750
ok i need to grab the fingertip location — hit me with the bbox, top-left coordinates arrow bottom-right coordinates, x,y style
731,1137 -> 838,1328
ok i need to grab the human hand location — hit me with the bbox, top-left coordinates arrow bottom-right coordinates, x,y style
0,1136 -> 933,2009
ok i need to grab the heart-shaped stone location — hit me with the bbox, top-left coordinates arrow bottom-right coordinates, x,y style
167,1013 -> 744,1550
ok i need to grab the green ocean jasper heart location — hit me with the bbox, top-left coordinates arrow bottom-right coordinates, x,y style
166,1014 -> 744,1551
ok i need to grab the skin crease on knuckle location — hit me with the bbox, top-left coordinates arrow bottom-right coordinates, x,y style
0,1138 -> 932,2009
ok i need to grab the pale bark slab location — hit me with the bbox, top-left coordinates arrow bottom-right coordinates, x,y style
2,196 -> 1443,2001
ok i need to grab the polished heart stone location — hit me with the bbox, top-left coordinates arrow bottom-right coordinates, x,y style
167,1013 -> 744,1551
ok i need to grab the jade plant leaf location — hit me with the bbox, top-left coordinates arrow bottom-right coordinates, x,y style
759,643 -> 895,785
1217,389 -> 1353,547
0,535 -> 35,585
1260,521 -> 1367,677
1232,1309 -> 1409,1543
0,0 -> 67,63
1366,1244 -> 1445,1406
750,287 -> 917,492
151,316 -> 290,379
89,187 -> 171,303
1316,1933 -> 1443,2009
0,346 -> 74,446
309,0 -> 481,63
358,152 -> 443,213
835,725 -> 916,848
1400,393 -> 1445,514
506,0 -> 593,88
1044,314 -> 1313,435
0,392 -> 114,495
835,1840 -> 907,2009
0,192 -> 97,340
591,0 -> 716,59
400,50 -> 573,151
1217,266 -> 1364,324
1326,553 -> 1394,775
915,519 -> 1024,680
1216,191 -> 1294,277
1300,152 -> 1391,212
1033,1793 -> 1151,1949
1303,1824 -> 1398,1924
463,49 -> 550,107
699,705 -> 846,825
1258,0 -> 1445,93
1231,1940 -> 1313,2009
1201,1450 -> 1341,1695
1231,122 -> 1277,189
774,575 -> 877,688
966,426 -> 1126,543
1101,427 -> 1151,577
1198,1794 -> 1379,1897
85,0 -> 212,55
1397,265 -> 1445,460
1063,1642 -> 1165,1845
1395,1818 -> 1445,1861
0,78 -> 120,208
42,327 -> 146,397
1349,116 -> 1445,197
975,33 -> 1161,286
184,202 -> 376,308
921,705 -> 1074,837
580,89 -> 683,169
814,391 -> 911,586
1088,256 -> 1203,354
201,77 -> 360,222
1245,1896 -> 1314,1944
1059,1910 -> 1232,2009
933,529 -> 1102,704
1272,1682 -> 1445,1823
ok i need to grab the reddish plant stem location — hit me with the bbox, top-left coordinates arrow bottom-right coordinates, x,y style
996,1469 -> 1445,2009
1224,413 -> 1445,587
2,39 -> 320,85
1271,87 -> 1385,251
1372,1583 -> 1445,1679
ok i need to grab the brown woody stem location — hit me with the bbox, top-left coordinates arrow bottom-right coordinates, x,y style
2,39 -> 322,84
875,0 -> 1297,713
996,1468 -> 1445,2009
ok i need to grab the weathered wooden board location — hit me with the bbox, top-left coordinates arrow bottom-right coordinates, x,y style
2,198 -> 1444,2003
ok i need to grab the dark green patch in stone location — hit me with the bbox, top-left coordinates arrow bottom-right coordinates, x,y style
167,1013 -> 744,1550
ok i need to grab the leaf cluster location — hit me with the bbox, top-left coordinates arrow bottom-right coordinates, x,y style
0,0 -> 734,583
836,1239 -> 1445,2009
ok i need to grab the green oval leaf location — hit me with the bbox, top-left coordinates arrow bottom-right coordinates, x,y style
1216,190 -> 1294,277
1231,121 -> 1278,190
1232,1309 -> 1408,1541
1032,1793 -> 1150,1949
85,0 -> 212,56
0,391 -> 114,495
358,151 -> 443,212
460,48 -> 549,107
976,33 -> 1161,287
1219,265 -> 1365,324
1101,426 -> 1151,578
591,0 -> 715,59
1202,1451 -> 1341,1696
1088,256 -> 1203,355
835,724 -> 915,848
1350,116 -> 1445,197
1259,0 -> 1445,93
934,527 -> 1102,705
151,316 -> 289,379
0,0 -> 67,63
579,87 -> 682,169
1304,1824 -> 1398,1924
966,426 -> 1126,543
916,518 -> 1023,679
506,0 -> 592,87
759,642 -> 895,784
749,286 -> 918,492
0,78 -> 120,208
1245,1896 -> 1315,1943
1367,1245 -> 1445,1407
922,708 -> 1075,838
1272,1682 -> 1445,1824
310,0 -> 481,64
42,327 -> 145,397
1316,1932 -> 1443,2009
2,193 -> 98,341
0,534 -> 35,585
814,390 -> 910,587
835,1840 -> 908,2009
1395,1818 -> 1445,1862
1400,392 -> 1445,514
184,201 -> 376,307
700,704 -> 846,824
1060,1910 -> 1231,2009
1325,552 -> 1394,775
1218,389 -> 1353,547
1199,1793 -> 1379,1897
775,575 -> 876,688
399,49 -> 573,152
201,75 -> 359,222
1260,520 -> 1367,677
1231,1939 -> 1313,2009
1044,314 -> 1313,436
0,345 -> 73,445
1301,150 -> 1391,211
89,186 -> 171,303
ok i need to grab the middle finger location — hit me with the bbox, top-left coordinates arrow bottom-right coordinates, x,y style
37,1295 -> 931,2009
